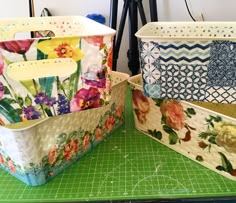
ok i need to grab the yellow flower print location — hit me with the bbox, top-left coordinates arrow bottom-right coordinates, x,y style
36,37 -> 84,61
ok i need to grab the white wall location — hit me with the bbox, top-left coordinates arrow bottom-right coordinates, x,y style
1,0 -> 236,74
157,0 -> 236,21
0,0 -> 29,18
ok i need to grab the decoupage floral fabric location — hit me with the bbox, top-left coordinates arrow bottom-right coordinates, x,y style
0,102 -> 124,185
0,35 -> 113,126
131,85 -> 236,180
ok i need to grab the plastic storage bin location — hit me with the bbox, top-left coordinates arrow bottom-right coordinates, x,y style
0,71 -> 129,186
0,16 -> 116,126
128,74 -> 236,181
135,22 -> 236,104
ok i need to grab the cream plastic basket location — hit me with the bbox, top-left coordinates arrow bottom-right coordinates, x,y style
128,74 -> 236,181
135,22 -> 236,104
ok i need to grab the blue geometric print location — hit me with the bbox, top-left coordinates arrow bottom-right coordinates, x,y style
139,39 -> 236,103
159,64 -> 207,101
138,40 -> 161,84
143,82 -> 161,98
159,41 -> 211,65
205,86 -> 236,103
207,41 -> 236,87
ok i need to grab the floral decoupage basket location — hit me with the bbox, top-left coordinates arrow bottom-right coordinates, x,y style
128,74 -> 236,181
0,16 -> 115,126
0,71 -> 129,186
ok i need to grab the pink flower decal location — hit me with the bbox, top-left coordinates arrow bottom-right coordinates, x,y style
8,160 -> 16,173
0,153 -> 4,164
83,133 -> 91,151
0,39 -> 34,55
160,100 -> 185,131
117,105 -> 123,118
105,115 -> 115,131
95,127 -> 103,141
132,89 -> 150,124
63,139 -> 79,162
48,146 -> 58,165
107,47 -> 113,69
84,36 -> 104,47
0,52 -> 4,75
70,87 -> 101,112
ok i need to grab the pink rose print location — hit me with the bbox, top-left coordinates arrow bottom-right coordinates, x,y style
132,89 -> 150,124
48,146 -> 58,165
0,82 -> 4,100
107,47 -> 113,69
70,87 -> 101,112
95,127 -> 103,141
105,115 -> 115,131
8,160 -> 16,173
0,153 -> 4,164
63,139 -> 79,161
160,100 -> 185,131
117,105 -> 123,118
83,133 -> 91,151
0,52 -> 4,75
84,36 -> 104,48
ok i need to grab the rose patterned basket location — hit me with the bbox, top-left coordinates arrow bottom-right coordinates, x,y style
0,71 -> 129,186
136,22 -> 236,104
0,16 -> 115,126
128,74 -> 236,181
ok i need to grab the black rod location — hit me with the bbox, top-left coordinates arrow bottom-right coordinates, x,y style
113,0 -> 129,71
109,0 -> 119,71
149,0 -> 158,21
128,0 -> 139,75
137,0 -> 147,25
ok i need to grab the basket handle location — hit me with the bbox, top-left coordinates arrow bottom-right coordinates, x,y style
0,17 -> 68,40
6,58 -> 77,81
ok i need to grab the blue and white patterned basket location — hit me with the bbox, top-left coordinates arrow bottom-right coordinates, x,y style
135,22 -> 236,104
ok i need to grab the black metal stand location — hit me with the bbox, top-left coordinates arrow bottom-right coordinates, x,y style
109,0 -> 158,75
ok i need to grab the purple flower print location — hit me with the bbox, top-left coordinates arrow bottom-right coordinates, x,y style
57,94 -> 70,115
35,92 -> 56,107
0,82 -> 4,100
23,106 -> 41,120
82,67 -> 107,88
70,87 -> 101,112
35,92 -> 48,105
45,97 -> 57,106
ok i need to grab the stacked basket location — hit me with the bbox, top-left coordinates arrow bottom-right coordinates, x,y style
128,21 -> 236,181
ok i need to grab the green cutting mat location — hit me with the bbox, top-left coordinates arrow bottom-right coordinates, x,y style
1,88 -> 236,202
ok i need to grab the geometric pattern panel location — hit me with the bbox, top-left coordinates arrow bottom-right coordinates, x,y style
207,40 -> 236,87
160,64 -> 207,101
159,41 -> 211,65
143,82 -> 161,98
139,40 -> 160,84
205,86 -> 236,103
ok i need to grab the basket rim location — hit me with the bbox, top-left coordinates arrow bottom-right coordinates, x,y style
135,21 -> 236,40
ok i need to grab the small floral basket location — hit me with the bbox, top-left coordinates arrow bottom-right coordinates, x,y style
128,74 -> 236,181
0,16 -> 116,126
0,71 -> 129,186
